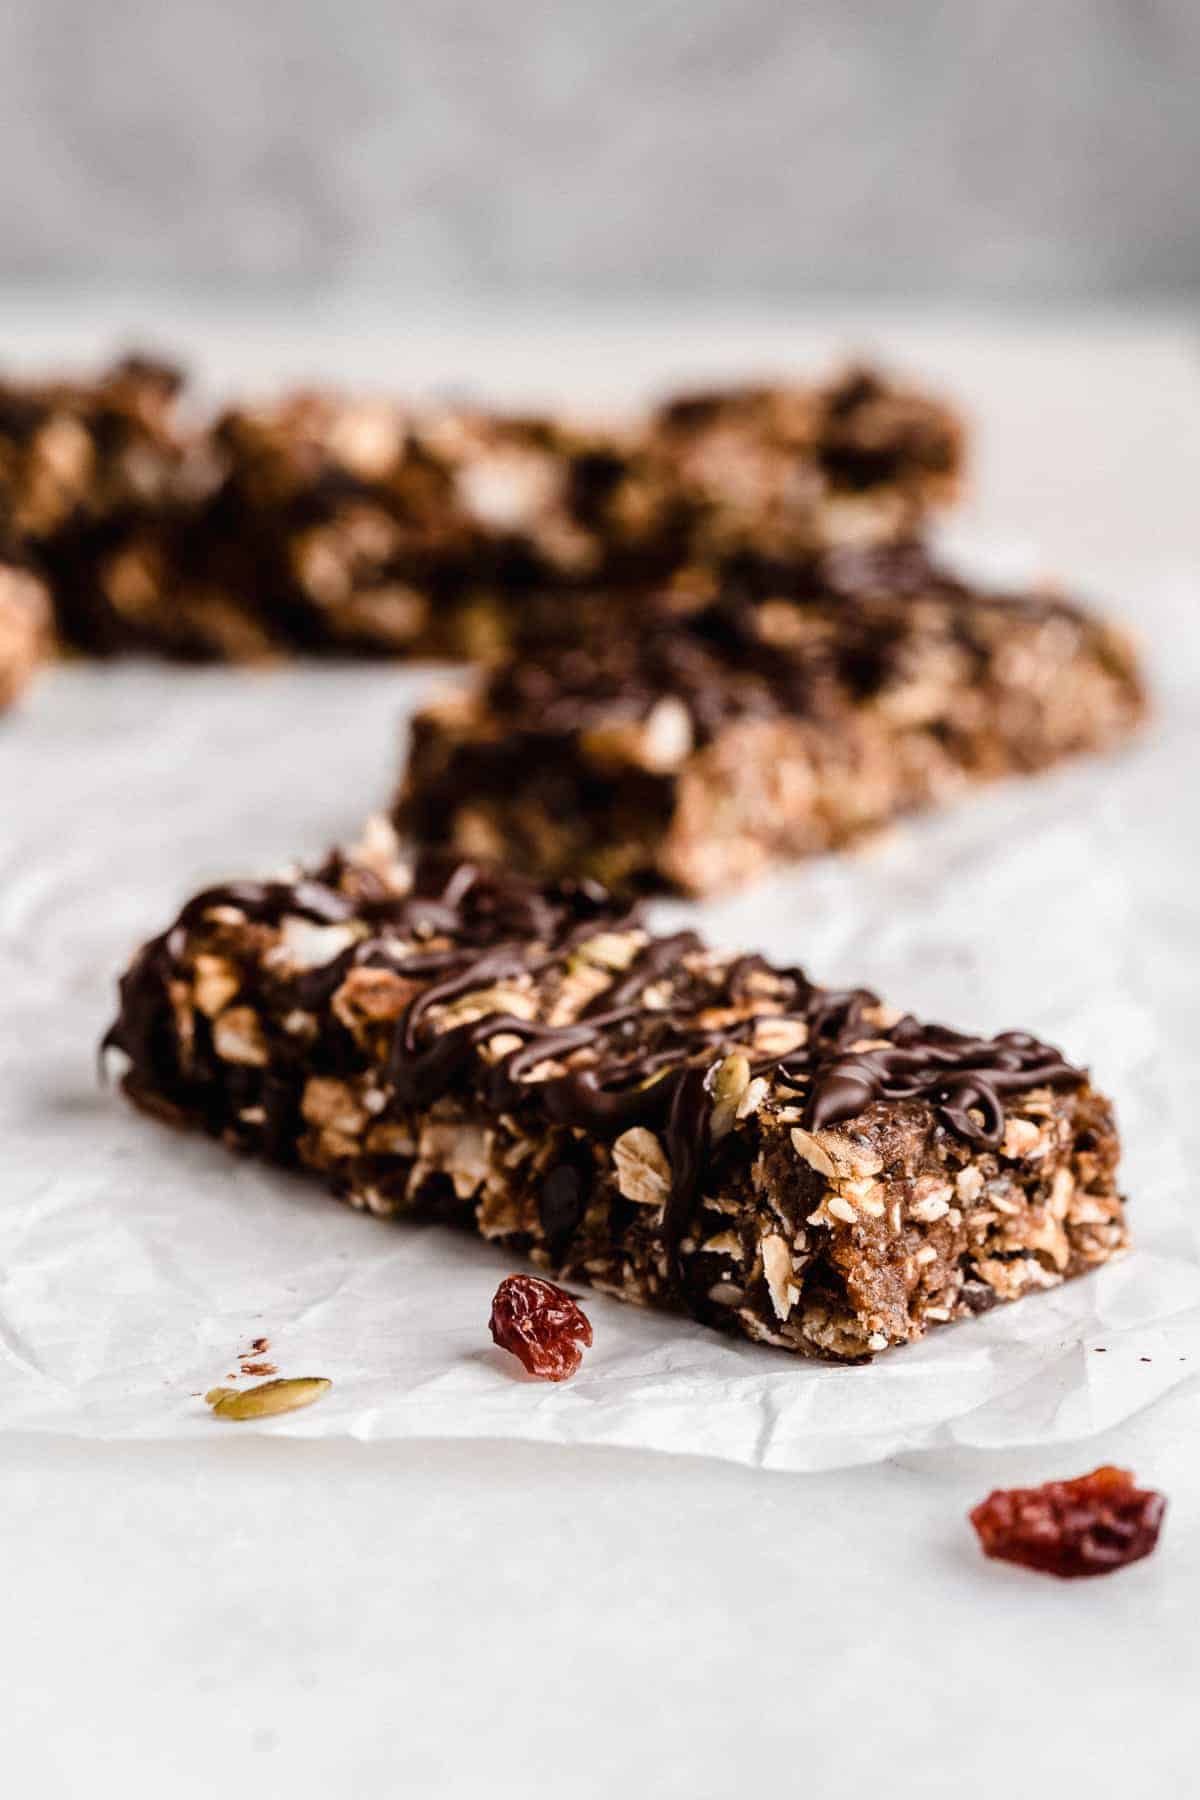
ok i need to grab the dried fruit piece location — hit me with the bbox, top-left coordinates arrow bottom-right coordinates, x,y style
489,1274 -> 593,1381
204,1377 -> 332,1420
970,1465 -> 1165,1578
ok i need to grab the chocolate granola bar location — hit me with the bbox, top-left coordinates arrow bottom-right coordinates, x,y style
104,835 -> 1127,1361
1,356 -> 962,663
181,365 -> 961,658
396,543 -> 1146,894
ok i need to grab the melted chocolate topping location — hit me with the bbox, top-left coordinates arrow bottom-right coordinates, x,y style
106,854 -> 1087,1261
796,1020 -> 1079,1146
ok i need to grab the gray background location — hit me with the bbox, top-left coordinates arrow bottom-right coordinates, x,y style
1,0 -> 1197,300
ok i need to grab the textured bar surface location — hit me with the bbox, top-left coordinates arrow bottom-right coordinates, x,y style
643,367 -> 962,561
0,355 -> 198,656
105,834 -> 1127,1362
0,357 -> 961,662
397,542 -> 1146,893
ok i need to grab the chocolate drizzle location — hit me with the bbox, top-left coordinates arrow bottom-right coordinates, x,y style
798,1021 -> 1081,1150
589,930 -> 702,1013
105,852 -> 1088,1270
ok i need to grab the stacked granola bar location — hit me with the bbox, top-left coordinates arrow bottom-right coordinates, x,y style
72,343 -> 1144,1362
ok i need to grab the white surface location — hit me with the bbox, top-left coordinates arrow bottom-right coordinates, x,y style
2,307 -> 1200,1796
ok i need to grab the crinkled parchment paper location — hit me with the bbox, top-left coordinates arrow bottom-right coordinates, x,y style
3,588 -> 1198,1469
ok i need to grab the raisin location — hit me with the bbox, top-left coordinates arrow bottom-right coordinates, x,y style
489,1275 -> 593,1382
970,1466 -> 1165,1579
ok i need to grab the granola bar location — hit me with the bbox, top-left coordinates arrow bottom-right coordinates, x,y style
104,834 -> 1127,1362
396,543 -> 1146,894
0,357 -> 962,662
179,365 -> 961,658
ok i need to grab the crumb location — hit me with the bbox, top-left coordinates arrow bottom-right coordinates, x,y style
230,1334 -> 275,1379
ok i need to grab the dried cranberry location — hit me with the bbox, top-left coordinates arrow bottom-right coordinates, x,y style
489,1275 -> 594,1382
970,1466 -> 1165,1579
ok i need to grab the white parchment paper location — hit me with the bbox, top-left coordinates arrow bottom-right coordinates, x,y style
3,592 -> 1199,1469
